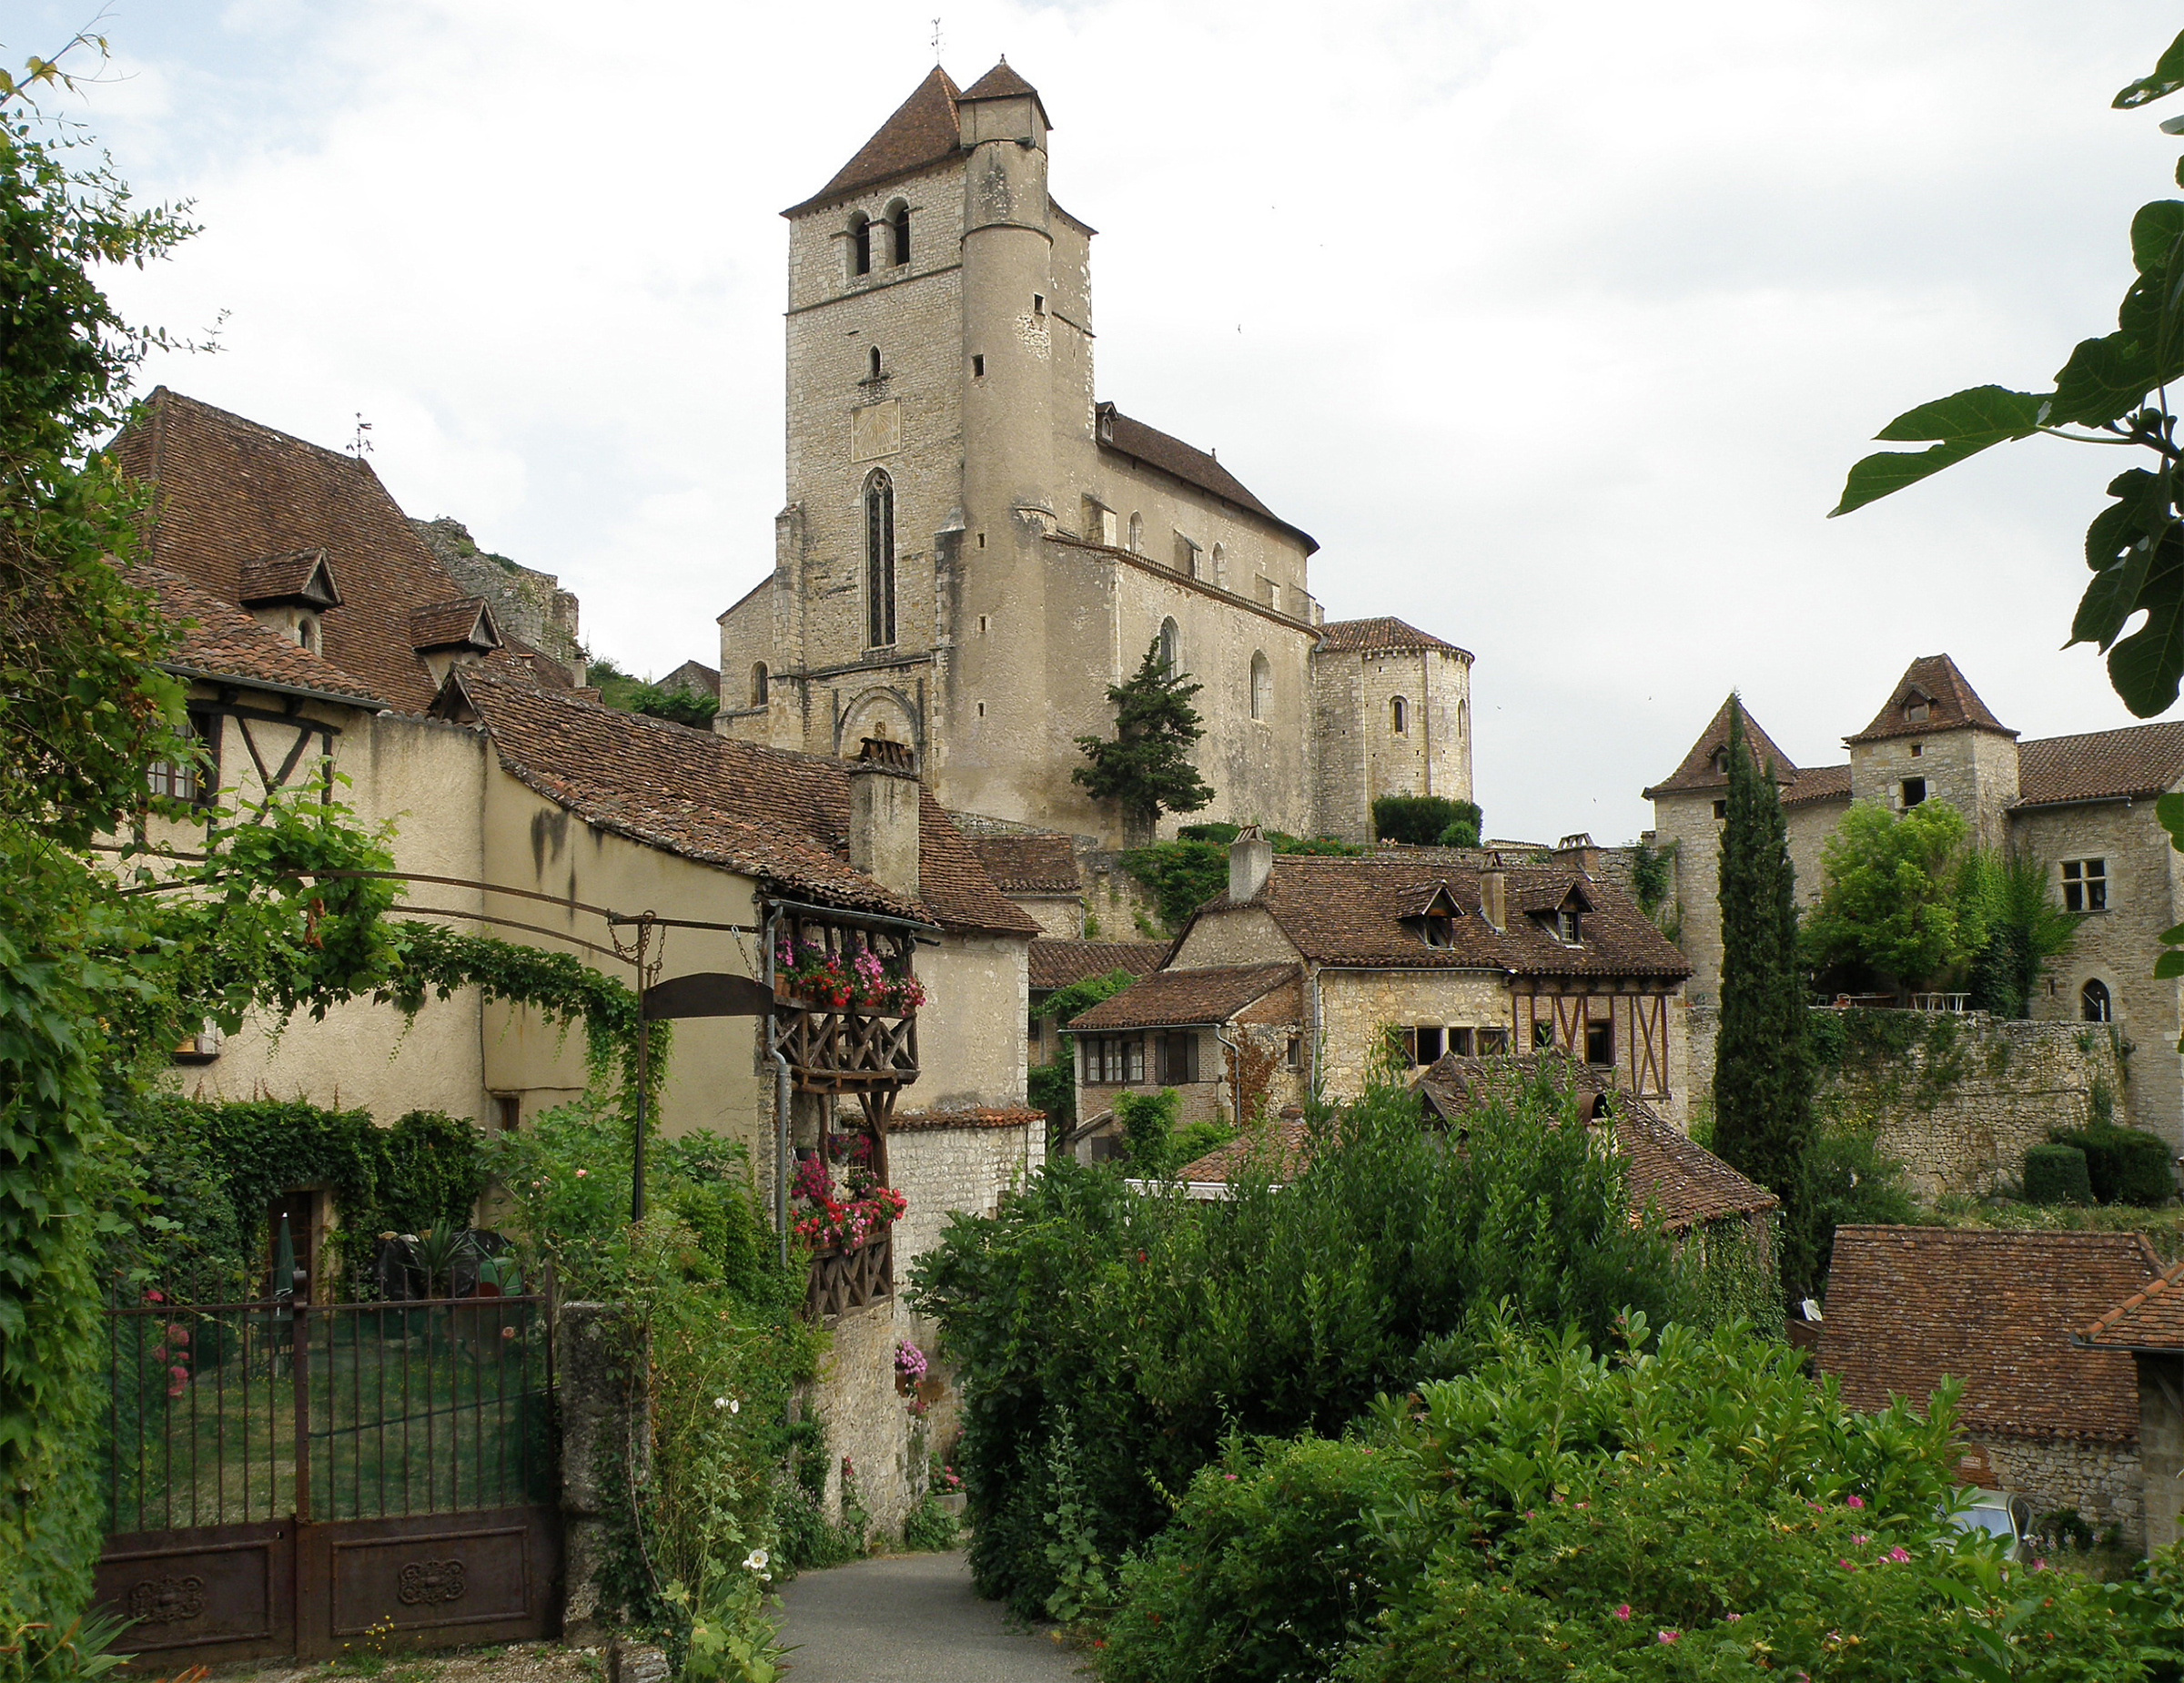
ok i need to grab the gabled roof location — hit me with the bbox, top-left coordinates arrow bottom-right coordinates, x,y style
410,597 -> 500,653
1095,403 -> 1318,553
1315,616 -> 1470,658
1414,1055 -> 1776,1232
443,664 -> 1038,937
237,548 -> 340,609
2017,722 -> 2184,807
1197,856 -> 1689,979
1174,1119 -> 1312,1184
1028,939 -> 1168,991
1819,1226 -> 2159,1443
111,389 -> 557,713
787,66 -> 965,216
960,57 -> 1042,106
1065,962 -> 1299,1031
2081,1252 -> 2184,1353
132,564 -> 386,709
1779,763 -> 1852,807
969,831 -> 1080,896
1847,654 -> 2014,745
1643,695 -> 1802,800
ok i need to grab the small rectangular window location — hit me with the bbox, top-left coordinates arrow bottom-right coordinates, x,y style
972,354 -> 986,378
1449,1028 -> 1475,1058
1713,799 -> 1727,820
1476,1028 -> 1511,1054
2062,858 -> 2108,913
978,615 -> 991,635
1157,1031 -> 1198,1084
1901,777 -> 1926,807
492,1093 -> 521,1132
1533,1021 -> 1556,1050
1033,293 -> 1046,315
1585,1021 -> 1613,1066
1284,1034 -> 1302,1071
1909,742 -> 1924,757
1414,1026 -> 1445,1065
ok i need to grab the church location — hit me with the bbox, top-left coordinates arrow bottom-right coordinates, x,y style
713,61 -> 1471,847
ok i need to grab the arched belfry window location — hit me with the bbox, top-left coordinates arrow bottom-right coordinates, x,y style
1250,651 -> 1271,721
1128,512 -> 1144,553
1391,695 -> 1409,735
849,211 -> 872,278
1158,617 -> 1179,676
864,471 -> 896,649
867,345 -> 882,382
751,663 -> 769,707
2082,978 -> 2113,1024
888,200 -> 911,266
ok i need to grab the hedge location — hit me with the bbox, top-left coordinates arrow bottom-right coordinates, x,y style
2024,1142 -> 2092,1206
2051,1123 -> 2174,1207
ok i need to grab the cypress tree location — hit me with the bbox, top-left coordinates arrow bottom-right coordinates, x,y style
1711,699 -> 1819,1292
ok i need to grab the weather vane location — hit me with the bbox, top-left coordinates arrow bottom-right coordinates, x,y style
349,413 -> 373,458
931,16 -> 943,62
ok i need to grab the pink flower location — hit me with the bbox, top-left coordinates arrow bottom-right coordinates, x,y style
574,1168 -> 587,1178
1614,1605 -> 1632,1622
1224,1473 -> 1237,1482
1845,1495 -> 1865,1509
1658,1630 -> 1679,1644
1725,1612 -> 1742,1624
1852,1535 -> 1868,1546
2032,1558 -> 2049,1572
1837,1558 -> 1855,1571
1887,1546 -> 1911,1564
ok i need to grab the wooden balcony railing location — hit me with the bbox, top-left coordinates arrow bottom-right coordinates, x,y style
805,1231 -> 893,1319
773,999 -> 919,1092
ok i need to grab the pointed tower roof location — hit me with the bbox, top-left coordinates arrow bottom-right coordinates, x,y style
960,56 -> 1050,124
1846,654 -> 2015,745
785,66 -> 965,217
1643,695 -> 1801,801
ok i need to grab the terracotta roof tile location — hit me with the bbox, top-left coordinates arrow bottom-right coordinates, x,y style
236,548 -> 339,607
1175,1120 -> 1312,1183
2017,723 -> 2184,807
112,389 -> 553,712
1780,763 -> 1852,806
1643,696 -> 1802,799
1027,939 -> 1168,991
960,59 -> 1041,102
892,1106 -> 1046,1131
1065,962 -> 1299,1030
2081,1252 -> 2184,1351
447,664 -> 1038,937
410,597 -> 499,651
1414,1055 -> 1775,1232
1095,403 -> 1317,553
1210,856 -> 1689,979
969,832 -> 1080,895
1819,1226 -> 2158,1443
134,564 -> 386,707
1316,616 -> 1471,658
1847,654 -> 2014,745
789,66 -> 964,215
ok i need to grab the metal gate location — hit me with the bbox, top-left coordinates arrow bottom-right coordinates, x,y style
93,1270 -> 560,1663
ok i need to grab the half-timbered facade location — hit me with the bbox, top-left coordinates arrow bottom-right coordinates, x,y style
1062,828 -> 1694,1147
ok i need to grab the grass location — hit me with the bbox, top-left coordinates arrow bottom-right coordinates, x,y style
1921,1193 -> 2184,1261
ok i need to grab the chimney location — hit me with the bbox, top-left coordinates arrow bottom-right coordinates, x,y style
848,738 -> 920,900
1480,852 -> 1507,933
1228,823 -> 1273,904
1554,831 -> 1600,877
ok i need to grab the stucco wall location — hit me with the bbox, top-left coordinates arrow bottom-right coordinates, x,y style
912,934 -> 1032,1113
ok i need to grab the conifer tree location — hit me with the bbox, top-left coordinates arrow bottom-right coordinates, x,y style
1072,639 -> 1214,835
1711,700 -> 1820,1291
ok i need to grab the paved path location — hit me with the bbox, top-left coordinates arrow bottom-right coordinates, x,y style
775,1550 -> 1085,1681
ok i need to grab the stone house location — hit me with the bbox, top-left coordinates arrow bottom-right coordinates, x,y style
1647,654 -> 2184,1149
1026,937 -> 1167,1070
1820,1226 -> 2160,1546
2078,1254 -> 2184,1553
713,60 -> 1471,846
116,388 -> 1043,1531
1061,827 -> 1694,1148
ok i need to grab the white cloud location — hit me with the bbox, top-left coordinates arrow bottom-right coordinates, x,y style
30,0 -> 2181,839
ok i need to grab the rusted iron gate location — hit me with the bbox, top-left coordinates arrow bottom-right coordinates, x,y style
93,1271 -> 560,1664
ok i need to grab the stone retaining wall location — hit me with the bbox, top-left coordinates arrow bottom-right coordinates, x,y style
1982,1435 -> 2145,1551
1688,1007 -> 2126,1200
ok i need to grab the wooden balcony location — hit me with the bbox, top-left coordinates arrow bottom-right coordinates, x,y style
805,1231 -> 893,1319
773,995 -> 919,1093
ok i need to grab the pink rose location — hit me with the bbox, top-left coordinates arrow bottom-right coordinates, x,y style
1614,1605 -> 1632,1622
1658,1630 -> 1679,1644
1845,1495 -> 1864,1509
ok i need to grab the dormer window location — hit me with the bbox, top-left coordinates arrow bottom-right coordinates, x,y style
1710,746 -> 1729,775
1555,908 -> 1581,944
1423,914 -> 1455,948
295,615 -> 319,654
1906,695 -> 1930,723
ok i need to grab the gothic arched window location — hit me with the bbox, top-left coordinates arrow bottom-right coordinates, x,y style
867,345 -> 882,382
2082,978 -> 2113,1024
751,662 -> 769,707
848,211 -> 872,278
1158,617 -> 1179,676
1391,695 -> 1409,735
887,200 -> 911,266
865,471 -> 896,649
1249,650 -> 1271,721
1128,512 -> 1144,553
1212,542 -> 1227,589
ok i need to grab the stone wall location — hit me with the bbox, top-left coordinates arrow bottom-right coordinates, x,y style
1687,1007 -> 2127,1199
2137,1353 -> 2184,1554
410,517 -> 581,672
1981,1435 -> 2145,1552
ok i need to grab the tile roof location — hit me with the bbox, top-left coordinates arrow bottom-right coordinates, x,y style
1780,763 -> 1852,806
1643,695 -> 1803,799
445,664 -> 1038,937
1413,1055 -> 1776,1232
1847,654 -> 2015,745
2080,1252 -> 2184,1352
1315,616 -> 1471,658
2017,722 -> 2184,807
112,389 -> 552,713
788,66 -> 965,216
1095,403 -> 1317,553
410,597 -> 500,651
1064,962 -> 1300,1030
133,564 -> 387,707
969,832 -> 1081,895
892,1105 -> 1046,1132
1205,856 -> 1690,979
1027,939 -> 1168,991
960,58 -> 1042,104
1819,1226 -> 2159,1443
1174,1119 -> 1313,1184
236,548 -> 339,607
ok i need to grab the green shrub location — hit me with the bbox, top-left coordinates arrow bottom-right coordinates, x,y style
1370,796 -> 1481,848
1097,1435 -> 1401,1683
1028,1053 -> 1077,1138
2052,1123 -> 2174,1207
900,1495 -> 959,1552
1116,1089 -> 1184,1173
2025,1142 -> 2094,1206
1167,1120 -> 1233,1174
1797,1127 -> 1919,1295
912,1070 -> 1703,1618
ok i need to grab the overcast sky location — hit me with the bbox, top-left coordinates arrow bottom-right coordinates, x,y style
22,1 -> 2184,844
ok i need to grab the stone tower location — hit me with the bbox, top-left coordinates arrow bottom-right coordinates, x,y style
1844,654 -> 2019,848
716,61 -> 1471,847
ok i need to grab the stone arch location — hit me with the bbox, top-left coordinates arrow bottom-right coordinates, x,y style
1390,695 -> 1409,735
846,208 -> 873,278
884,196 -> 911,266
834,684 -> 923,767
2081,977 -> 2114,1024
751,662 -> 769,707
1127,512 -> 1144,553
1158,617 -> 1180,676
1249,650 -> 1271,721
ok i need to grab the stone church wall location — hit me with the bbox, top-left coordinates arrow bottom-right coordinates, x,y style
1687,1007 -> 2126,1199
